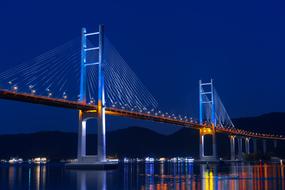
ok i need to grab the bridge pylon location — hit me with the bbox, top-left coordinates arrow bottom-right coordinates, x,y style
199,79 -> 217,162
67,25 -> 117,169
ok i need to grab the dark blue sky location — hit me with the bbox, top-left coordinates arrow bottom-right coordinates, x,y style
0,0 -> 284,134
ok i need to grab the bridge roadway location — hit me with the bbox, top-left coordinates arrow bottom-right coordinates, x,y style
0,89 -> 284,140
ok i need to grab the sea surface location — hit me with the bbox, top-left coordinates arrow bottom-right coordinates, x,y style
0,162 -> 284,190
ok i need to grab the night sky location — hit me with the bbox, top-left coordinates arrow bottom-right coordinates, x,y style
0,0 -> 284,134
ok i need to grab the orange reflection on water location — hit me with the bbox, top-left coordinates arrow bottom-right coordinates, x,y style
137,162 -> 285,190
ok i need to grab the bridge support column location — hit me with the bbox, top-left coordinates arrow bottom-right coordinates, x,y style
97,24 -> 106,162
253,139 -> 257,154
97,105 -> 106,162
67,111 -> 117,169
199,128 -> 217,162
77,111 -> 86,159
229,135 -> 236,161
237,137 -> 243,160
66,25 -> 118,169
199,133 -> 204,159
263,139 -> 267,155
76,112 -> 103,163
245,137 -> 251,154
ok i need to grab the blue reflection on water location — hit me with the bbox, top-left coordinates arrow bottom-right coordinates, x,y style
0,162 -> 284,190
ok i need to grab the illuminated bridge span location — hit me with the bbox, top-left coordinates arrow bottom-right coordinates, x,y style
0,25 -> 283,164
0,89 -> 282,141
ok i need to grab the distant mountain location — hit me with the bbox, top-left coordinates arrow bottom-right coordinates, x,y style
0,112 -> 284,160
233,112 -> 285,135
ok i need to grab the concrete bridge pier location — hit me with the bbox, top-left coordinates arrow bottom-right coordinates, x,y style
237,137 -> 243,161
199,128 -> 217,162
229,135 -> 236,161
77,111 -> 106,162
66,111 -> 118,169
199,133 -> 204,159
245,138 -> 250,154
77,110 -> 87,160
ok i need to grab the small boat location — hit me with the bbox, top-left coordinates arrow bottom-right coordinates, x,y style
170,157 -> 184,163
145,157 -> 155,163
159,157 -> 166,163
170,157 -> 177,163
32,157 -> 47,164
185,158 -> 194,163
108,158 -> 119,162
123,158 -> 130,163
8,158 -> 23,164
0,159 -> 8,163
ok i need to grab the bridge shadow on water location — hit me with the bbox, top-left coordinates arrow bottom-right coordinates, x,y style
0,162 -> 284,190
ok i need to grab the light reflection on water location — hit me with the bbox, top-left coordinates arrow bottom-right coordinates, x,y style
0,162 -> 284,190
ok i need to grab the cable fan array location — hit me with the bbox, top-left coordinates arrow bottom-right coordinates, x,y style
0,35 -> 199,123
200,87 -> 235,129
102,37 -> 196,122
0,38 -> 81,101
103,38 -> 158,111
0,35 -> 160,113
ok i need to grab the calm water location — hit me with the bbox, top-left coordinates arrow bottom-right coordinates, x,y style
0,162 -> 284,190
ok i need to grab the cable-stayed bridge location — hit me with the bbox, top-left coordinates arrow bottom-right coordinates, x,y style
0,25 -> 283,167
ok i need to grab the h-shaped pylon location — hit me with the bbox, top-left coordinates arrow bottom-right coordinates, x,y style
199,79 -> 217,161
77,25 -> 106,162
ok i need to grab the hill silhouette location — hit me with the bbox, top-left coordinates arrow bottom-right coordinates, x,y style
0,112 -> 284,160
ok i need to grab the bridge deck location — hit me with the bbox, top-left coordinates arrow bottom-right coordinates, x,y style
0,90 -> 283,140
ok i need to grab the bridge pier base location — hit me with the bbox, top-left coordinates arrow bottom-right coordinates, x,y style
66,111 -> 118,170
199,128 -> 217,162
